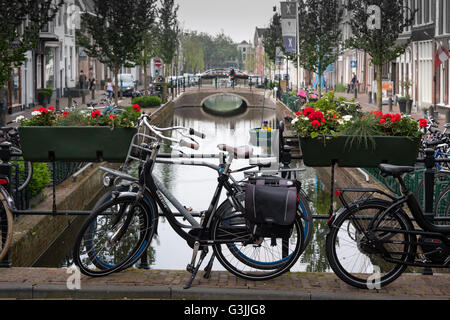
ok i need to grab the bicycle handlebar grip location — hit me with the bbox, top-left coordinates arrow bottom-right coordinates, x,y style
180,139 -> 200,150
189,128 -> 206,139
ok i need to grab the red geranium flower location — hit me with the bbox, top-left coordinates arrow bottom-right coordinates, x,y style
132,104 -> 141,112
311,120 -> 321,128
109,114 -> 117,120
91,110 -> 101,118
48,106 -> 55,112
379,119 -> 386,124
303,107 -> 315,117
419,118 -> 427,128
39,107 -> 49,114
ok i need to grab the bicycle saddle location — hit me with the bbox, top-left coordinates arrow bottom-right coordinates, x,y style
217,144 -> 253,159
379,164 -> 415,177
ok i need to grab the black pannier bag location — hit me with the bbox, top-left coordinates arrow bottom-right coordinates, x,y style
245,178 -> 298,238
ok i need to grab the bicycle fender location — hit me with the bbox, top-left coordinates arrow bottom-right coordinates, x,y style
0,186 -> 16,211
113,191 -> 160,235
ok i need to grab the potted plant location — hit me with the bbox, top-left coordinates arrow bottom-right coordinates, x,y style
291,92 -> 427,168
17,104 -> 142,162
397,96 -> 407,113
37,88 -> 53,107
401,80 -> 413,114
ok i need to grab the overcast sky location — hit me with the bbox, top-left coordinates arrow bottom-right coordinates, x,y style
175,0 -> 280,43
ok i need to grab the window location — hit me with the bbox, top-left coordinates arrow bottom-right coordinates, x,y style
439,0 -> 444,34
424,0 -> 429,23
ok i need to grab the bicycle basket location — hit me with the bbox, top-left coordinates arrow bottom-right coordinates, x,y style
245,178 -> 297,238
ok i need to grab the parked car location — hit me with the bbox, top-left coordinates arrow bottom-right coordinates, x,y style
115,74 -> 136,97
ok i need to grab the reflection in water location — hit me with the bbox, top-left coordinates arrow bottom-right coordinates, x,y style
203,94 -> 246,116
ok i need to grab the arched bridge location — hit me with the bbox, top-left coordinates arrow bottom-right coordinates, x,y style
172,88 -> 277,110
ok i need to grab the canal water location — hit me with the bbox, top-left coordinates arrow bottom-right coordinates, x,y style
33,104 -> 336,273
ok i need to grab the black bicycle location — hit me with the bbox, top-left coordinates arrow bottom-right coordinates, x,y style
324,162 -> 450,289
73,114 -> 310,288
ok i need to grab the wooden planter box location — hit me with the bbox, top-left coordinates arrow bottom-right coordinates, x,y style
18,126 -> 137,162
299,135 -> 421,168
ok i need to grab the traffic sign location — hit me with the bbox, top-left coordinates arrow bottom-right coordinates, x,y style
154,58 -> 163,68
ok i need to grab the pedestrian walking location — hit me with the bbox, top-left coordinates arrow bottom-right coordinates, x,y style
0,83 -> 9,127
104,78 -> 115,99
351,73 -> 357,92
79,70 -> 87,89
88,67 -> 96,99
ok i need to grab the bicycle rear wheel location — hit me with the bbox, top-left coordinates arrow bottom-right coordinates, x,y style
73,195 -> 156,277
0,197 -> 14,263
211,200 -> 304,280
326,198 -> 415,289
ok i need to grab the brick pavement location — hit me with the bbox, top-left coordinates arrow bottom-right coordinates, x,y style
0,267 -> 448,299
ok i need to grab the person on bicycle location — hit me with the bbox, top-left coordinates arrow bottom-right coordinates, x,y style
104,79 -> 115,99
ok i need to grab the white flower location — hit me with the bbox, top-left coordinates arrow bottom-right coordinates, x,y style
15,115 -> 25,122
291,117 -> 299,125
302,117 -> 309,121
342,115 -> 353,122
337,119 -> 345,125
31,111 -> 41,117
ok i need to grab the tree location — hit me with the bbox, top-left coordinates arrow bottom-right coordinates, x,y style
0,0 -> 62,87
345,0 -> 416,110
134,26 -> 161,94
182,36 -> 205,74
262,13 -> 283,64
79,0 -> 157,105
297,0 -> 343,98
158,0 -> 179,78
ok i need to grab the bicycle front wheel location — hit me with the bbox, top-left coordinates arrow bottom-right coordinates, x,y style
326,198 -> 415,289
73,195 -> 156,277
211,200 -> 304,281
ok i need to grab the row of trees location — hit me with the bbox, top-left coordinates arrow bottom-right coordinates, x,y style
79,0 -> 179,105
181,31 -> 242,74
263,0 -> 416,110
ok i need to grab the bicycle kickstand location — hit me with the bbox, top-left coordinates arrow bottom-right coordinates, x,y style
184,242 -> 208,289
203,253 -> 215,279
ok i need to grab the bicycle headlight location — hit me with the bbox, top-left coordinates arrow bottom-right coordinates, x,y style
102,174 -> 113,187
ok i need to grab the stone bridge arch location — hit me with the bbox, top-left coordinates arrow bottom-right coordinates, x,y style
172,88 -> 276,110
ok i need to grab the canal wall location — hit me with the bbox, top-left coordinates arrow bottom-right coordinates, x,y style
8,101 -> 176,267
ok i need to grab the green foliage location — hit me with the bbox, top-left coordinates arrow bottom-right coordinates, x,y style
182,31 -> 241,70
28,163 -> 51,198
131,96 -> 162,108
78,0 -> 157,79
0,1 -> 63,86
38,88 -> 53,98
158,0 -> 179,74
335,83 -> 346,93
297,0 -> 343,85
19,105 -> 142,128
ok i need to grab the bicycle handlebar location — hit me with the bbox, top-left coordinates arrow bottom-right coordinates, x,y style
189,128 -> 206,139
179,138 -> 200,150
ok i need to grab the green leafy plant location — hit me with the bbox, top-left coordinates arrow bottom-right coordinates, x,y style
28,163 -> 51,198
19,104 -> 142,128
131,96 -> 162,108
292,94 -> 428,144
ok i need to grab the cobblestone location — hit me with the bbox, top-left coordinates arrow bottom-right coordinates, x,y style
0,267 -> 448,299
